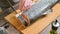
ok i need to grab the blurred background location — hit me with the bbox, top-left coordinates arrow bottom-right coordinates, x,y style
0,0 -> 60,34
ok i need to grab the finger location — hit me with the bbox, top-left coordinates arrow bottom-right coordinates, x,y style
19,0 -> 25,11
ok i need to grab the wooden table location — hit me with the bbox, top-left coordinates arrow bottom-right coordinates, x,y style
5,3 -> 60,34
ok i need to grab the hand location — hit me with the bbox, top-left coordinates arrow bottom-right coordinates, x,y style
19,0 -> 32,11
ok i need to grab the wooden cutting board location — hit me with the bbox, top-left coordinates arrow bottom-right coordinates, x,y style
4,2 -> 60,34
